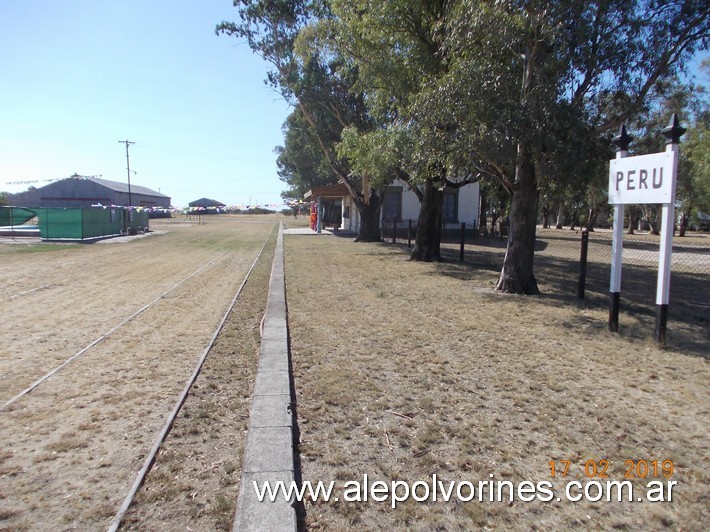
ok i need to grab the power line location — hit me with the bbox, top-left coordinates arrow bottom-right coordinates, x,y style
146,171 -> 278,182
134,143 -> 273,162
2,174 -> 102,186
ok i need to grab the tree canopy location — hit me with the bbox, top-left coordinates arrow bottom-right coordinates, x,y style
220,0 -> 709,290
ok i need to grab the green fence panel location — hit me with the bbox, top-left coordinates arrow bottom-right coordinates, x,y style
20,207 -> 146,240
82,207 -> 123,239
125,209 -> 149,233
39,208 -> 83,239
0,207 -> 37,226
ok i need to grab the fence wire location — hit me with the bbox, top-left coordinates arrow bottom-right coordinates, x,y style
385,222 -> 709,330
533,229 -> 710,325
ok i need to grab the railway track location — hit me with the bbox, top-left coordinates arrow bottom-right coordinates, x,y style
0,219 -> 278,530
1,250 -> 229,410
107,225 -> 275,531
0,221 -> 273,406
1,227 -> 218,298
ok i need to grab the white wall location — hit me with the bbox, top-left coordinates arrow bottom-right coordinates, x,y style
341,196 -> 359,232
455,181 -> 480,228
394,178 -> 480,228
401,182 -> 420,223
338,178 -> 480,232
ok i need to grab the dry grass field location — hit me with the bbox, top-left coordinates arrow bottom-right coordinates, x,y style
1,214 -> 707,531
437,227 -> 709,352
0,216 -> 277,530
284,226 -> 708,530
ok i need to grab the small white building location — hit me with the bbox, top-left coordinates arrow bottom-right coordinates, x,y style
332,178 -> 480,233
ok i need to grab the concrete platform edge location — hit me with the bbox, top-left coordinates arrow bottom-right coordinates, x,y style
233,223 -> 297,532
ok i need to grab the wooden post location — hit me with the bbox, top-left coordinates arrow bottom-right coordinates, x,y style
459,222 -> 465,261
578,228 -> 589,299
316,197 -> 322,234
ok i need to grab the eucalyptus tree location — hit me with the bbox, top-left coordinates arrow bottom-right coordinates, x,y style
276,108 -> 337,200
440,0 -> 708,293
325,0 -> 482,261
684,109 -> 710,233
627,78 -> 708,235
217,0 -> 384,241
656,79 -> 709,236
478,178 -> 513,236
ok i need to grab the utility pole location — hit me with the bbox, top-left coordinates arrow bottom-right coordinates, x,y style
118,140 -> 135,206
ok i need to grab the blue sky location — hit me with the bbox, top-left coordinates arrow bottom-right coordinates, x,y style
0,1 -> 292,209
1,2 -> 707,210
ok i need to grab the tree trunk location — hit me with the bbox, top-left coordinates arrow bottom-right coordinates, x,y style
586,207 -> 597,231
410,178 -> 443,262
479,189 -> 487,232
627,206 -> 636,234
555,202 -> 564,229
490,212 -> 499,237
542,204 -> 550,228
642,205 -> 660,235
679,211 -> 689,237
354,191 -> 383,242
496,151 -> 540,294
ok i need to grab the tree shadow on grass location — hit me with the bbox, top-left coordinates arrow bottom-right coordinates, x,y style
424,246 -> 709,359
348,238 -> 707,356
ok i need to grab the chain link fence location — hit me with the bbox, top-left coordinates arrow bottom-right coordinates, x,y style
384,222 -> 709,331
532,229 -> 709,325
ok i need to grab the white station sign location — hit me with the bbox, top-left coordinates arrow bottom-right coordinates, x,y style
608,151 -> 676,205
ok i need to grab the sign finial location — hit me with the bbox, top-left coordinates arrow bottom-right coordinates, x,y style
612,124 -> 632,151
661,113 -> 686,144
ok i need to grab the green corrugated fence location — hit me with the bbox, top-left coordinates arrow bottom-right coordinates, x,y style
124,209 -> 149,234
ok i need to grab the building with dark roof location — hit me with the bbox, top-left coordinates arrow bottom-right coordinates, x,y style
8,175 -> 171,208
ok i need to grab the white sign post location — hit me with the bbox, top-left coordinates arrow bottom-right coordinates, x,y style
607,114 -> 685,345
607,126 -> 631,333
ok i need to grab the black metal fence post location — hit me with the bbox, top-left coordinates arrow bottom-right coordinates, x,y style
460,222 -> 465,262
408,219 -> 412,248
393,218 -> 397,244
578,228 -> 589,299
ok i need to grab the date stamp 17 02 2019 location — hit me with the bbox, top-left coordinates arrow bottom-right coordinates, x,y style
549,459 -> 674,479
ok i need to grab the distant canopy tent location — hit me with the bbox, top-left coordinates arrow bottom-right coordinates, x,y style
187,198 -> 226,214
0,207 -> 37,226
